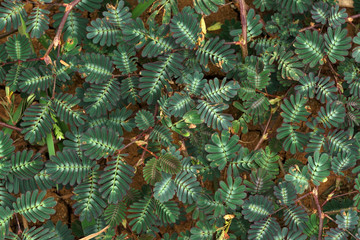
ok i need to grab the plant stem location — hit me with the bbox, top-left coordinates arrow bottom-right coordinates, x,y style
79,225 -> 110,240
300,13 -> 360,32
1,57 -> 44,67
271,192 -> 311,215
138,145 -> 159,159
43,0 -> 82,64
0,122 -> 22,133
324,206 -> 357,215
312,187 -> 324,240
117,130 -> 148,154
254,112 -> 272,150
325,214 -> 360,240
238,0 -> 248,59
136,143 -> 148,168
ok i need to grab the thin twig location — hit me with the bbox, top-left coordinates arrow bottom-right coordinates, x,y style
136,143 -> 148,168
322,190 -> 358,208
43,0 -> 82,65
0,122 -> 22,132
300,13 -> 360,32
79,225 -> 110,240
271,192 -> 311,215
51,74 -> 57,99
256,89 -> 279,98
312,187 -> 324,240
1,57 -> 44,67
325,214 -> 360,240
324,207 -> 358,215
238,0 -> 248,59
254,112 -> 273,150
139,145 -> 159,159
117,130 -> 148,154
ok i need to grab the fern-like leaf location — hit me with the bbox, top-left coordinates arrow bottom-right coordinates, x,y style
0,0 -> 27,32
335,209 -> 358,230
0,131 -> 14,159
194,0 -> 225,15
86,18 -> 120,46
196,37 -> 236,72
217,176 -> 246,210
324,27 -> 352,63
26,7 -> 50,38
128,196 -> 156,234
154,173 -> 176,202
284,205 -> 308,230
205,131 -> 240,170
274,181 -> 297,206
18,66 -> 52,94
20,101 -> 54,144
285,166 -> 310,194
52,93 -> 87,127
248,217 -> 281,240
174,171 -> 202,204
81,127 -> 124,160
6,34 -> 32,61
158,153 -> 182,175
328,5 -> 347,27
13,190 -> 56,223
281,94 -> 310,123
102,1 -> 132,29
10,150 -> 43,180
242,195 -> 274,222
46,150 -> 94,186
0,206 -> 13,239
311,2 -> 329,24
352,32 -> 360,63
244,168 -> 275,194
277,123 -> 308,154
197,100 -> 233,131
170,10 -> 201,49
308,152 -> 330,186
143,158 -> 162,186
72,165 -> 107,222
316,102 -> 345,128
99,154 -> 134,204
79,53 -> 114,84
154,199 -> 180,224
53,9 -> 88,42
201,78 -> 240,103
135,110 -> 155,130
83,78 -> 121,117
294,30 -> 325,67
104,202 -> 126,228
113,44 -> 137,74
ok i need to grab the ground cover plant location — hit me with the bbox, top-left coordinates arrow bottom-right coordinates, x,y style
1,0 -> 360,239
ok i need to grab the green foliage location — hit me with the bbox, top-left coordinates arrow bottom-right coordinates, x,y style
6,34 -> 32,61
13,190 -> 56,223
26,7 -> 50,39
324,27 -> 352,63
205,131 -> 240,170
1,0 -> 360,238
294,30 -> 325,67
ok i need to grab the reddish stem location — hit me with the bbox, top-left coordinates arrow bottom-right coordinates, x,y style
138,145 -> 159,159
0,122 -> 22,132
1,57 -> 44,67
43,0 -> 82,64
238,0 -> 248,58
312,187 -> 324,240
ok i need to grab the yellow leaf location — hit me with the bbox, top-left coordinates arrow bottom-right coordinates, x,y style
200,17 -> 206,35
208,22 -> 222,31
